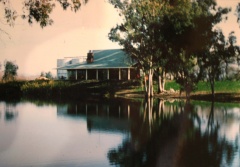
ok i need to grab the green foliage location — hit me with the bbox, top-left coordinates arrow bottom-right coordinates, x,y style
21,80 -> 71,98
0,80 -> 240,102
109,0 -> 197,97
1,0 -> 88,28
164,81 -> 180,91
156,80 -> 240,94
45,71 -> 53,79
2,60 -> 18,81
109,0 -> 231,97
39,71 -> 54,79
0,81 -> 24,100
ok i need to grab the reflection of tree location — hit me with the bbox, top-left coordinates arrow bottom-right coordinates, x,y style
108,98 -> 182,167
176,101 -> 238,167
108,139 -> 145,167
108,99 -> 238,167
4,103 -> 18,121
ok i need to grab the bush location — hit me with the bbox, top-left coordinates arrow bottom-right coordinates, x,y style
21,80 -> 72,98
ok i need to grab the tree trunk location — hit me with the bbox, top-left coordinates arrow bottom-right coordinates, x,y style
210,77 -> 215,99
144,72 -> 148,93
225,61 -> 229,79
148,68 -> 153,97
158,68 -> 165,94
144,69 -> 154,98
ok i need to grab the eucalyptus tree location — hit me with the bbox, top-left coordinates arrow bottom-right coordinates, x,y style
161,0 -> 237,99
157,1 -> 198,97
109,0 -> 161,97
201,30 -> 239,98
223,31 -> 239,79
166,0 -> 232,98
0,0 -> 88,28
108,0 -> 231,98
108,0 -> 195,97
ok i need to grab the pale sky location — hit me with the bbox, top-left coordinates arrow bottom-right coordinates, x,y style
0,0 -> 240,77
0,0 -> 122,77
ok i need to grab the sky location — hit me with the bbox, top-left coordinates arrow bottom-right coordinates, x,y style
0,0 -> 122,77
0,0 -> 240,78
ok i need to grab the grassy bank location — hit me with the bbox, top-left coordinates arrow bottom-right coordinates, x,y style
159,80 -> 240,94
0,80 -> 239,101
0,80 -> 140,100
164,80 -> 240,102
0,81 -> 25,100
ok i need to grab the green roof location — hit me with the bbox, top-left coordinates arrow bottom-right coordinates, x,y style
58,49 -> 134,70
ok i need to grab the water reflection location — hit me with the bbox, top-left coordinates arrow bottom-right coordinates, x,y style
0,102 -> 18,154
57,99 -> 140,133
1,103 -> 18,121
106,99 -> 239,167
176,101 -> 239,167
108,98 -> 184,167
0,98 -> 239,167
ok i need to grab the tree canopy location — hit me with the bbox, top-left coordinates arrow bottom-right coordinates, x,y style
2,60 -> 18,81
108,0 -> 232,98
1,0 -> 88,28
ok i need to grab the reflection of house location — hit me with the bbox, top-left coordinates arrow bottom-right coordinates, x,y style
57,101 -> 139,133
56,49 -> 139,80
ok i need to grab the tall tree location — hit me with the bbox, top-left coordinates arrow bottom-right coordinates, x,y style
201,30 -> 239,97
109,0 -> 157,97
165,1 -> 228,97
2,60 -> 18,81
108,0 -> 195,97
165,0 -> 230,98
157,1 -> 198,97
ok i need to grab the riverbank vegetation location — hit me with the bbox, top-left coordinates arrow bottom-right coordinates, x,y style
0,80 -> 140,100
0,80 -> 240,102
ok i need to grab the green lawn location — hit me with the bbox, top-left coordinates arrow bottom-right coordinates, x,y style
163,80 -> 240,94
194,80 -> 240,93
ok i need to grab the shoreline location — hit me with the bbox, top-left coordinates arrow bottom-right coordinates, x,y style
115,89 -> 240,103
1,80 -> 240,103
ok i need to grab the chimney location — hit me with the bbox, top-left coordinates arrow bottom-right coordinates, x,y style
87,50 -> 94,63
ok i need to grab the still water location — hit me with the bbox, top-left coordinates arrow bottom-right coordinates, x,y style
0,98 -> 239,167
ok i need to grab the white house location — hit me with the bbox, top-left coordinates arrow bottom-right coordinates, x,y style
56,49 -> 139,80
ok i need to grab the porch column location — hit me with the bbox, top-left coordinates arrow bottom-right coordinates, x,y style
86,69 -> 88,80
75,70 -> 77,80
119,69 -> 121,80
128,68 -> 130,80
107,69 -> 109,80
96,69 -> 98,80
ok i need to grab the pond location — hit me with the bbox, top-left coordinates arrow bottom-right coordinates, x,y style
0,98 -> 239,167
